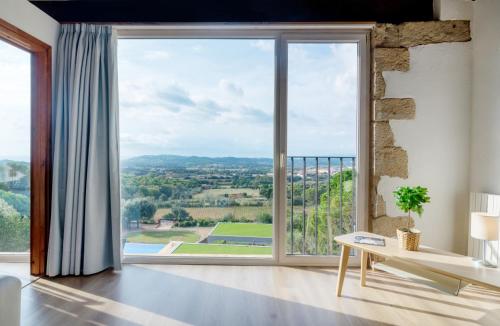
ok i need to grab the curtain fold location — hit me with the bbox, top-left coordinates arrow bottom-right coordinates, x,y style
47,24 -> 121,277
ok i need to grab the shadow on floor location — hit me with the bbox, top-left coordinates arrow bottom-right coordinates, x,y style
22,265 -> 392,326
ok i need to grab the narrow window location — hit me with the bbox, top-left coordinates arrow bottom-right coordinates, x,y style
0,39 -> 31,254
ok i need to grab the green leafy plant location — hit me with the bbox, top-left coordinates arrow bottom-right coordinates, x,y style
393,186 -> 430,232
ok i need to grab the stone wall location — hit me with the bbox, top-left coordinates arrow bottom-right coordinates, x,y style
370,20 -> 471,236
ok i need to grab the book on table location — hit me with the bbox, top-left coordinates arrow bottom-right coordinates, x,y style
354,235 -> 385,246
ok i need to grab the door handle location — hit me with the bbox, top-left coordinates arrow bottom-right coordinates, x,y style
280,153 -> 286,169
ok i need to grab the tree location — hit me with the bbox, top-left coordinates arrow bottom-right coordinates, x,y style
0,190 -> 30,217
299,169 -> 354,255
122,198 -> 157,222
159,185 -> 173,198
163,207 -> 191,221
259,184 -> 273,200
0,198 -> 29,252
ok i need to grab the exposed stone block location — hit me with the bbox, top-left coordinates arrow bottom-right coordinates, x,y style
370,176 -> 381,195
372,215 -> 414,237
399,20 -> 471,48
373,48 -> 409,72
374,147 -> 408,178
372,24 -> 400,48
374,98 -> 416,121
373,72 -> 386,100
373,122 -> 394,148
374,195 -> 386,218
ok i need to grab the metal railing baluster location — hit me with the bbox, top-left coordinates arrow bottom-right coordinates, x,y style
327,157 -> 332,255
339,158 -> 343,235
290,157 -> 294,254
302,157 -> 306,255
351,157 -> 356,232
315,157 -> 319,255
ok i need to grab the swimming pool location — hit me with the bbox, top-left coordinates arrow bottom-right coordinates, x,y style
123,242 -> 166,254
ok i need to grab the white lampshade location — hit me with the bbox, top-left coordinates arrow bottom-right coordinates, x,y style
471,212 -> 500,241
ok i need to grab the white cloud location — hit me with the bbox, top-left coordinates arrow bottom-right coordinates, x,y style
218,79 -> 244,97
143,50 -> 170,61
192,45 -> 203,52
250,40 -> 274,52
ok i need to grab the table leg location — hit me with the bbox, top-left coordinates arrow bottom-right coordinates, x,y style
336,244 -> 351,297
360,250 -> 368,287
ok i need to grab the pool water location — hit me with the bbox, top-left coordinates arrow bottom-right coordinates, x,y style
123,242 -> 166,254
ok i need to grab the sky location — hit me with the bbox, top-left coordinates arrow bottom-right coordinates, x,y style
0,40 -> 31,162
0,38 -> 358,161
118,39 -> 358,159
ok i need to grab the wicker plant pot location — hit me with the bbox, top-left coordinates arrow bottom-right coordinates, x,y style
396,228 -> 421,251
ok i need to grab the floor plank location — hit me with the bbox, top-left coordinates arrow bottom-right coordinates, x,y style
19,264 -> 500,325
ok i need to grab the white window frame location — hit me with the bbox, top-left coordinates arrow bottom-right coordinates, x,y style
116,25 -> 370,267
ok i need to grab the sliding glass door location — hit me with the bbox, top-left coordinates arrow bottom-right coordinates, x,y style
277,33 -> 368,265
117,29 -> 368,265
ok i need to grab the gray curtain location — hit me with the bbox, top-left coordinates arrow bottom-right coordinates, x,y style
47,24 -> 121,276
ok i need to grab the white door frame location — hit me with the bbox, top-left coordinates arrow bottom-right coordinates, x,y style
117,25 -> 370,267
276,32 -> 370,266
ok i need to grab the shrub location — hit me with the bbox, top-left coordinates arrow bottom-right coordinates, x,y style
222,213 -> 235,222
257,212 -> 272,224
198,218 -> 217,227
162,212 -> 177,220
176,219 -> 197,227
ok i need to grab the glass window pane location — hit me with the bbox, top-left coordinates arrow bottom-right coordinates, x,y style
0,40 -> 31,253
118,39 -> 275,257
286,42 -> 358,256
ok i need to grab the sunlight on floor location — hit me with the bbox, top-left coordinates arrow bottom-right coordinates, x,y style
17,265 -> 500,325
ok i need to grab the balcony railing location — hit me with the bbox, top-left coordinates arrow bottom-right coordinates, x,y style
287,156 -> 356,256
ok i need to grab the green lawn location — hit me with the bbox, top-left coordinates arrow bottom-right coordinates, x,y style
193,187 -> 260,199
211,222 -> 272,237
126,230 -> 199,244
173,243 -> 272,255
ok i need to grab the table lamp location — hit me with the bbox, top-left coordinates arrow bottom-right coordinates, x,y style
470,212 -> 500,267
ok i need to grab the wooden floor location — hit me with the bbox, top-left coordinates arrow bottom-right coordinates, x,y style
15,264 -> 500,325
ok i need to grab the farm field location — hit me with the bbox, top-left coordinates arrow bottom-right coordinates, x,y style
154,206 -> 314,221
173,243 -> 272,255
126,230 -> 199,244
193,187 -> 261,199
154,206 -> 272,221
212,223 -> 272,237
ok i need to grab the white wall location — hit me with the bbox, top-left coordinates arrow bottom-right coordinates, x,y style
0,0 -> 59,50
435,0 -> 472,20
469,0 -> 500,195
378,42 -> 472,253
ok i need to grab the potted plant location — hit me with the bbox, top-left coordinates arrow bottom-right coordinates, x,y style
393,186 -> 430,251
